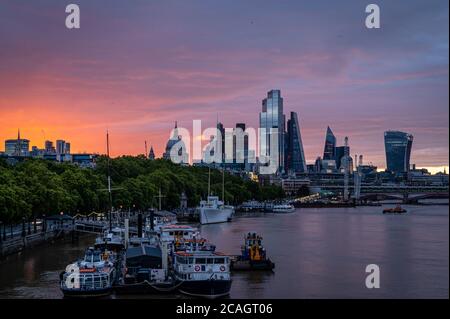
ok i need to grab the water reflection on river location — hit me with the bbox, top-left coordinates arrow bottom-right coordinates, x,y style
0,205 -> 448,299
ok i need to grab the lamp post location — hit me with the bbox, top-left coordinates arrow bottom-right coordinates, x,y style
21,217 -> 26,238
0,221 -> 3,245
42,214 -> 46,233
33,215 -> 37,233
2,221 -> 6,241
27,218 -> 31,235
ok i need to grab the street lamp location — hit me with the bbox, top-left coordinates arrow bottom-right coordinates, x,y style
27,218 -> 31,235
42,214 -> 46,233
0,221 -> 3,245
33,214 -> 37,233
2,221 -> 5,241
21,217 -> 26,238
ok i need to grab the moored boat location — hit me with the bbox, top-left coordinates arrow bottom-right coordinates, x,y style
198,196 -> 234,225
383,205 -> 407,214
172,251 -> 232,298
272,204 -> 295,213
60,247 -> 120,298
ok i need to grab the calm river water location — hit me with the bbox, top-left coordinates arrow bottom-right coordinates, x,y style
0,205 -> 448,299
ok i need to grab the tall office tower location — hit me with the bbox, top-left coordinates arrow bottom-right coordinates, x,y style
323,126 -> 336,160
286,112 -> 307,173
64,142 -> 71,154
216,121 -> 225,164
259,89 -> 285,173
149,146 -> 155,160
234,123 -> 248,169
335,145 -> 350,170
384,131 -> 413,173
4,129 -> 30,156
56,140 -> 66,155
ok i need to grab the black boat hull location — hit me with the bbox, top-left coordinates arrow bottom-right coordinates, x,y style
231,259 -> 275,271
114,281 -> 178,295
61,287 -> 112,298
177,279 -> 232,299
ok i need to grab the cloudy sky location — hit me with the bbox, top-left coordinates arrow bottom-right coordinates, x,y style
0,0 -> 448,171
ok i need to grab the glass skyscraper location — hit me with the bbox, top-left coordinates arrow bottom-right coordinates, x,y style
259,89 -> 285,173
323,126 -> 336,160
335,145 -> 350,170
384,131 -> 413,173
286,112 -> 307,173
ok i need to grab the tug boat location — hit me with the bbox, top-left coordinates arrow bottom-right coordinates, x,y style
231,233 -> 275,271
172,250 -> 232,298
60,247 -> 120,298
383,205 -> 407,214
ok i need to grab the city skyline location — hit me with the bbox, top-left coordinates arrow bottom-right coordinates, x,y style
0,1 -> 448,173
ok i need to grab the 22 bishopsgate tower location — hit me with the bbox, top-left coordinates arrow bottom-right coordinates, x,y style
259,89 -> 307,174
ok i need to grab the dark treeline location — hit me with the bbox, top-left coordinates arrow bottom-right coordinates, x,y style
0,156 -> 284,223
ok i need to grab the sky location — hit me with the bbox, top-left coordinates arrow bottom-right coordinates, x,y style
0,0 -> 448,172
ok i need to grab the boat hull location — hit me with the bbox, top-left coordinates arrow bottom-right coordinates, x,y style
200,207 -> 233,225
61,287 -> 112,298
114,281 -> 178,295
231,259 -> 275,271
178,279 -> 232,298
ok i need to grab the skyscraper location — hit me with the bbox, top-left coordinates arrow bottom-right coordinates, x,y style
323,126 -> 336,160
286,112 -> 307,173
216,121 -> 225,164
259,89 -> 285,173
384,131 -> 413,173
234,123 -> 248,170
335,145 -> 350,170
56,140 -> 66,155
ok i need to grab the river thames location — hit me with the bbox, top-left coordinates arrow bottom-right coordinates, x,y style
0,205 -> 448,299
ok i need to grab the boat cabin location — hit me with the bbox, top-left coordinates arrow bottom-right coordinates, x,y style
173,251 -> 230,281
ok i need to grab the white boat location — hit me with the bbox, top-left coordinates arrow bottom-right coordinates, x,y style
60,247 -> 120,298
198,167 -> 234,225
272,204 -> 295,213
240,200 -> 265,211
199,196 -> 234,225
173,250 -> 232,298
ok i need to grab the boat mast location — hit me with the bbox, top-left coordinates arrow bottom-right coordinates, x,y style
208,167 -> 211,197
222,166 -> 225,204
107,130 -> 113,231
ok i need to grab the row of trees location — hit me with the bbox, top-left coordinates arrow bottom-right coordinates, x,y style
0,157 -> 285,224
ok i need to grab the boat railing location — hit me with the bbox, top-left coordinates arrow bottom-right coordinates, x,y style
61,272 -> 110,290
